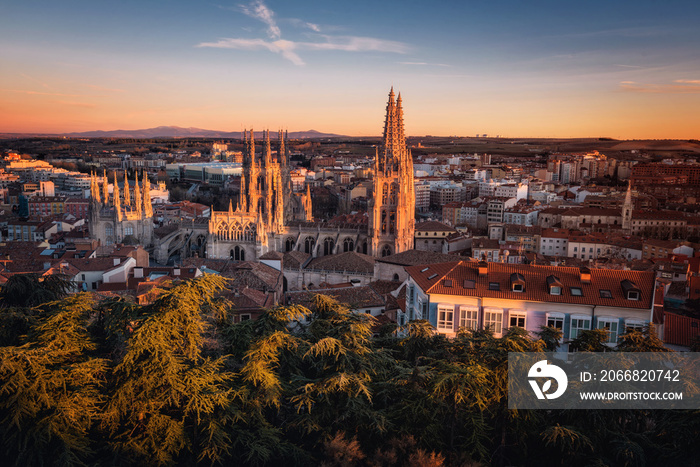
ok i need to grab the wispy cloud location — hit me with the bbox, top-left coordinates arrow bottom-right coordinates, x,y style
619,80 -> 700,93
398,61 -> 451,67
199,35 -> 409,65
20,73 -> 49,88
200,0 -> 410,65
239,0 -> 280,39
287,18 -> 321,32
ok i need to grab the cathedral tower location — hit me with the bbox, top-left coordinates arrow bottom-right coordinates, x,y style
369,88 -> 415,257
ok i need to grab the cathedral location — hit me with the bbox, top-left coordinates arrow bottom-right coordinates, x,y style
88,170 -> 155,246
206,88 -> 416,261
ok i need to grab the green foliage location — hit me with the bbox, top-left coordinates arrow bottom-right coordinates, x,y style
536,325 -> 563,351
0,275 -> 694,466
0,293 -> 106,467
617,323 -> 669,352
0,273 -> 73,308
569,328 -> 610,352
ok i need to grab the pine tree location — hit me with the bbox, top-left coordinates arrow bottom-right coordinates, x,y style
103,274 -> 232,465
0,293 -> 106,467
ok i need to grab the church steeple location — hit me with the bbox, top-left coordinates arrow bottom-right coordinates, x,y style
370,88 -> 415,256
123,171 -> 130,207
113,172 -> 122,221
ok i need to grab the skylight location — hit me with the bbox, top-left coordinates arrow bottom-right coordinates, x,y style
428,273 -> 438,280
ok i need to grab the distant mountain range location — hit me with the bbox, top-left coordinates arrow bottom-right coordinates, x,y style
58,126 -> 346,139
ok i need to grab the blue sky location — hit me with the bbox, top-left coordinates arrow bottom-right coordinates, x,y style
2,0 -> 699,138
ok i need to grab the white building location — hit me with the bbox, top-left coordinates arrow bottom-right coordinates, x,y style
404,261 -> 655,351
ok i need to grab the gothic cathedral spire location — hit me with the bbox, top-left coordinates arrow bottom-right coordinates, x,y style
370,88 -> 415,257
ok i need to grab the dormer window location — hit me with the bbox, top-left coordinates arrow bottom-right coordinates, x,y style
620,279 -> 641,301
546,275 -> 563,295
510,273 -> 525,292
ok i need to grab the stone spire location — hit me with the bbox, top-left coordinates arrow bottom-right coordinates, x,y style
303,184 -> 313,221
264,129 -> 272,167
134,177 -> 142,217
123,171 -> 130,207
228,199 -> 234,216
102,170 -> 109,204
239,173 -> 248,212
370,88 -> 415,256
142,171 -> 153,218
248,128 -> 260,215
91,172 -> 101,204
113,172 -> 122,221
278,129 -> 286,166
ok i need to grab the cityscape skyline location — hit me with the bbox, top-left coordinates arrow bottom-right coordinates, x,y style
2,0 -> 700,139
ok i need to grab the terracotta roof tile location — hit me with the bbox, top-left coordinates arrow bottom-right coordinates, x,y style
406,261 -> 655,310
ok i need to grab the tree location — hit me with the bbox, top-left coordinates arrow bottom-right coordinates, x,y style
569,329 -> 609,352
0,294 -> 106,467
103,275 -> 232,465
616,324 -> 669,352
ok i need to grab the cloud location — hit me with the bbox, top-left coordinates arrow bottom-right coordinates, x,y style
398,61 -> 451,67
198,35 -> 410,65
203,0 -> 409,65
239,0 -> 280,39
197,38 -> 304,65
619,80 -> 700,93
287,18 -> 321,32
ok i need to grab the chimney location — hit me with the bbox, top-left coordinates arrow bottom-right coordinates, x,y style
478,260 -> 488,276
113,258 -> 120,266
580,266 -> 591,283
174,267 -> 180,276
134,267 -> 144,279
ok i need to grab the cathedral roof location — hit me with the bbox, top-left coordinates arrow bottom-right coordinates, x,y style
305,251 -> 375,274
283,251 -> 311,269
375,249 -> 463,267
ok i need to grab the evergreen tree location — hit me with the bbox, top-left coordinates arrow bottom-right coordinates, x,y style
0,293 -> 106,467
103,275 -> 232,465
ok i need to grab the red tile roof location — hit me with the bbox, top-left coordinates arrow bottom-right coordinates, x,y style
406,261 -> 655,310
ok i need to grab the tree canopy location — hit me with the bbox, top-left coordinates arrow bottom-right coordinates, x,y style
0,273 -> 695,466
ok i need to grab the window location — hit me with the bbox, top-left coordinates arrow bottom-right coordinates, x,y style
574,247 -> 578,252
488,282 -> 500,291
421,300 -> 428,320
625,320 -> 645,332
124,225 -> 134,236
570,316 -> 591,339
570,287 -> 583,296
547,313 -> 564,330
437,305 -> 454,331
599,289 -> 613,299
509,311 -> 526,328
550,286 -> 561,295
459,306 -> 478,330
240,314 -> 251,321
484,309 -> 503,335
597,318 -> 619,344
627,291 -> 640,300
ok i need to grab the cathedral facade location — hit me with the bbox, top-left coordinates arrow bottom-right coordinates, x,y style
88,171 -> 155,247
205,88 -> 416,261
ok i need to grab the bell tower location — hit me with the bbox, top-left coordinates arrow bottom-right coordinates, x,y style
369,88 -> 415,257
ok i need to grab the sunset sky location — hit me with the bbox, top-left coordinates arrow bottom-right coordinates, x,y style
2,0 -> 700,138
